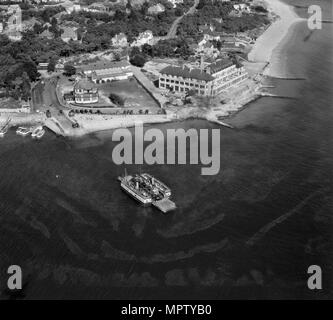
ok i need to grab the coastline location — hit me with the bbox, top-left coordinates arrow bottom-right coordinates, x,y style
248,0 -> 305,77
1,0 -> 304,137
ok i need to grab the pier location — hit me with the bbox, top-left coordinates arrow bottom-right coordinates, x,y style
153,198 -> 176,213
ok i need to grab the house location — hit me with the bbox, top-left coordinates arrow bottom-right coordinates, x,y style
73,78 -> 99,104
131,30 -> 154,47
22,17 -> 40,31
61,26 -> 78,43
87,3 -> 108,13
37,62 -> 49,72
6,30 -> 22,41
61,2 -> 81,14
111,33 -> 128,47
167,0 -> 183,8
39,29 -> 54,39
158,59 -> 248,96
55,63 -> 64,72
1,4 -> 22,39
147,3 -> 165,15
77,59 -> 133,84
233,3 -> 251,12
196,41 -> 219,58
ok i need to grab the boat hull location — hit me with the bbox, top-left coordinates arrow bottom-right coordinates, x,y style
121,183 -> 152,206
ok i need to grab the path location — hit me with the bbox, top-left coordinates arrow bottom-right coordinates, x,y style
165,0 -> 200,39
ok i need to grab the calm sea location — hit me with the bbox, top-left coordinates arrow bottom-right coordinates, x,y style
0,0 -> 332,299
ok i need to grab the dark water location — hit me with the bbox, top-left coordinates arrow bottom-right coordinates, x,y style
0,0 -> 332,299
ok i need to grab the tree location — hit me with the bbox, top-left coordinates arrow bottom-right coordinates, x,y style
47,60 -> 56,73
63,64 -> 76,76
175,8 -> 183,16
109,93 -> 125,106
129,54 -> 146,67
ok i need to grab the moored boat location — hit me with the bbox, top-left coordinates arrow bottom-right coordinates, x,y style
118,171 -> 176,212
16,126 -> 32,137
31,125 -> 45,139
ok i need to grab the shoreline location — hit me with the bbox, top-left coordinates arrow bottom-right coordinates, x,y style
248,0 -> 305,77
1,0 -> 304,137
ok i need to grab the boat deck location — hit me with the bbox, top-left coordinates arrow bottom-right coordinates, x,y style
152,198 -> 176,213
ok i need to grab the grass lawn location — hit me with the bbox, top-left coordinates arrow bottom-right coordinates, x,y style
98,78 -> 159,109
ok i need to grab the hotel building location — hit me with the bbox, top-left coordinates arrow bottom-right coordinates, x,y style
159,59 -> 248,96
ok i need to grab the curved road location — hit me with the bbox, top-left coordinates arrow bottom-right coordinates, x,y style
165,0 -> 200,39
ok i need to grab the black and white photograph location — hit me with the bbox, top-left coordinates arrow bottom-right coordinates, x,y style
0,0 -> 332,306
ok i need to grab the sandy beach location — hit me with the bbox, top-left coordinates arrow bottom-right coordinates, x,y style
248,0 -> 305,77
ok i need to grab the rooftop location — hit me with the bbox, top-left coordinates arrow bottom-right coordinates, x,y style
78,59 -> 130,72
74,78 -> 98,91
207,59 -> 234,74
160,65 -> 214,82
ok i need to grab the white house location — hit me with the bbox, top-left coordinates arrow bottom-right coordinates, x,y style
147,3 -> 165,15
167,0 -> 183,8
61,26 -> 78,43
131,30 -> 154,47
233,3 -> 251,12
112,33 -> 128,47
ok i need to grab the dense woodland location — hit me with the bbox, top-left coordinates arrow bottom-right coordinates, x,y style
178,0 -> 270,39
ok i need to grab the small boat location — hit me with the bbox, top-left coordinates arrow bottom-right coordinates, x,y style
35,128 -> 45,139
0,118 -> 11,138
31,125 -> 45,139
16,126 -> 32,137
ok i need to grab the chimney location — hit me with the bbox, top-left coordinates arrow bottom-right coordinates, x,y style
200,55 -> 204,71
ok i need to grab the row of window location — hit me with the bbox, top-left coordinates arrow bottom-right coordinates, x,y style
160,77 -> 206,87
160,78 -> 206,89
160,83 -> 206,95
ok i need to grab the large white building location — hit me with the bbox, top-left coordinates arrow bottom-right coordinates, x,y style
78,60 -> 133,84
159,59 -> 248,96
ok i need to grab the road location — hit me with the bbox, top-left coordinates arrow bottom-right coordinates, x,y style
165,0 -> 200,39
31,77 -> 74,134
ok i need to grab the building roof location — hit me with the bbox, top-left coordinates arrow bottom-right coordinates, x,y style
61,26 -> 77,40
74,78 -> 97,91
113,32 -> 127,41
148,3 -> 165,13
160,65 -> 214,82
78,59 -> 130,72
40,29 -> 53,39
207,59 -> 233,74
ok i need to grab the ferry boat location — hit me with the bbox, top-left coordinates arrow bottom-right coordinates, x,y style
118,171 -> 176,213
31,125 -> 45,140
0,118 -> 11,137
16,126 -> 32,137
119,173 -> 153,205
141,173 -> 171,198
